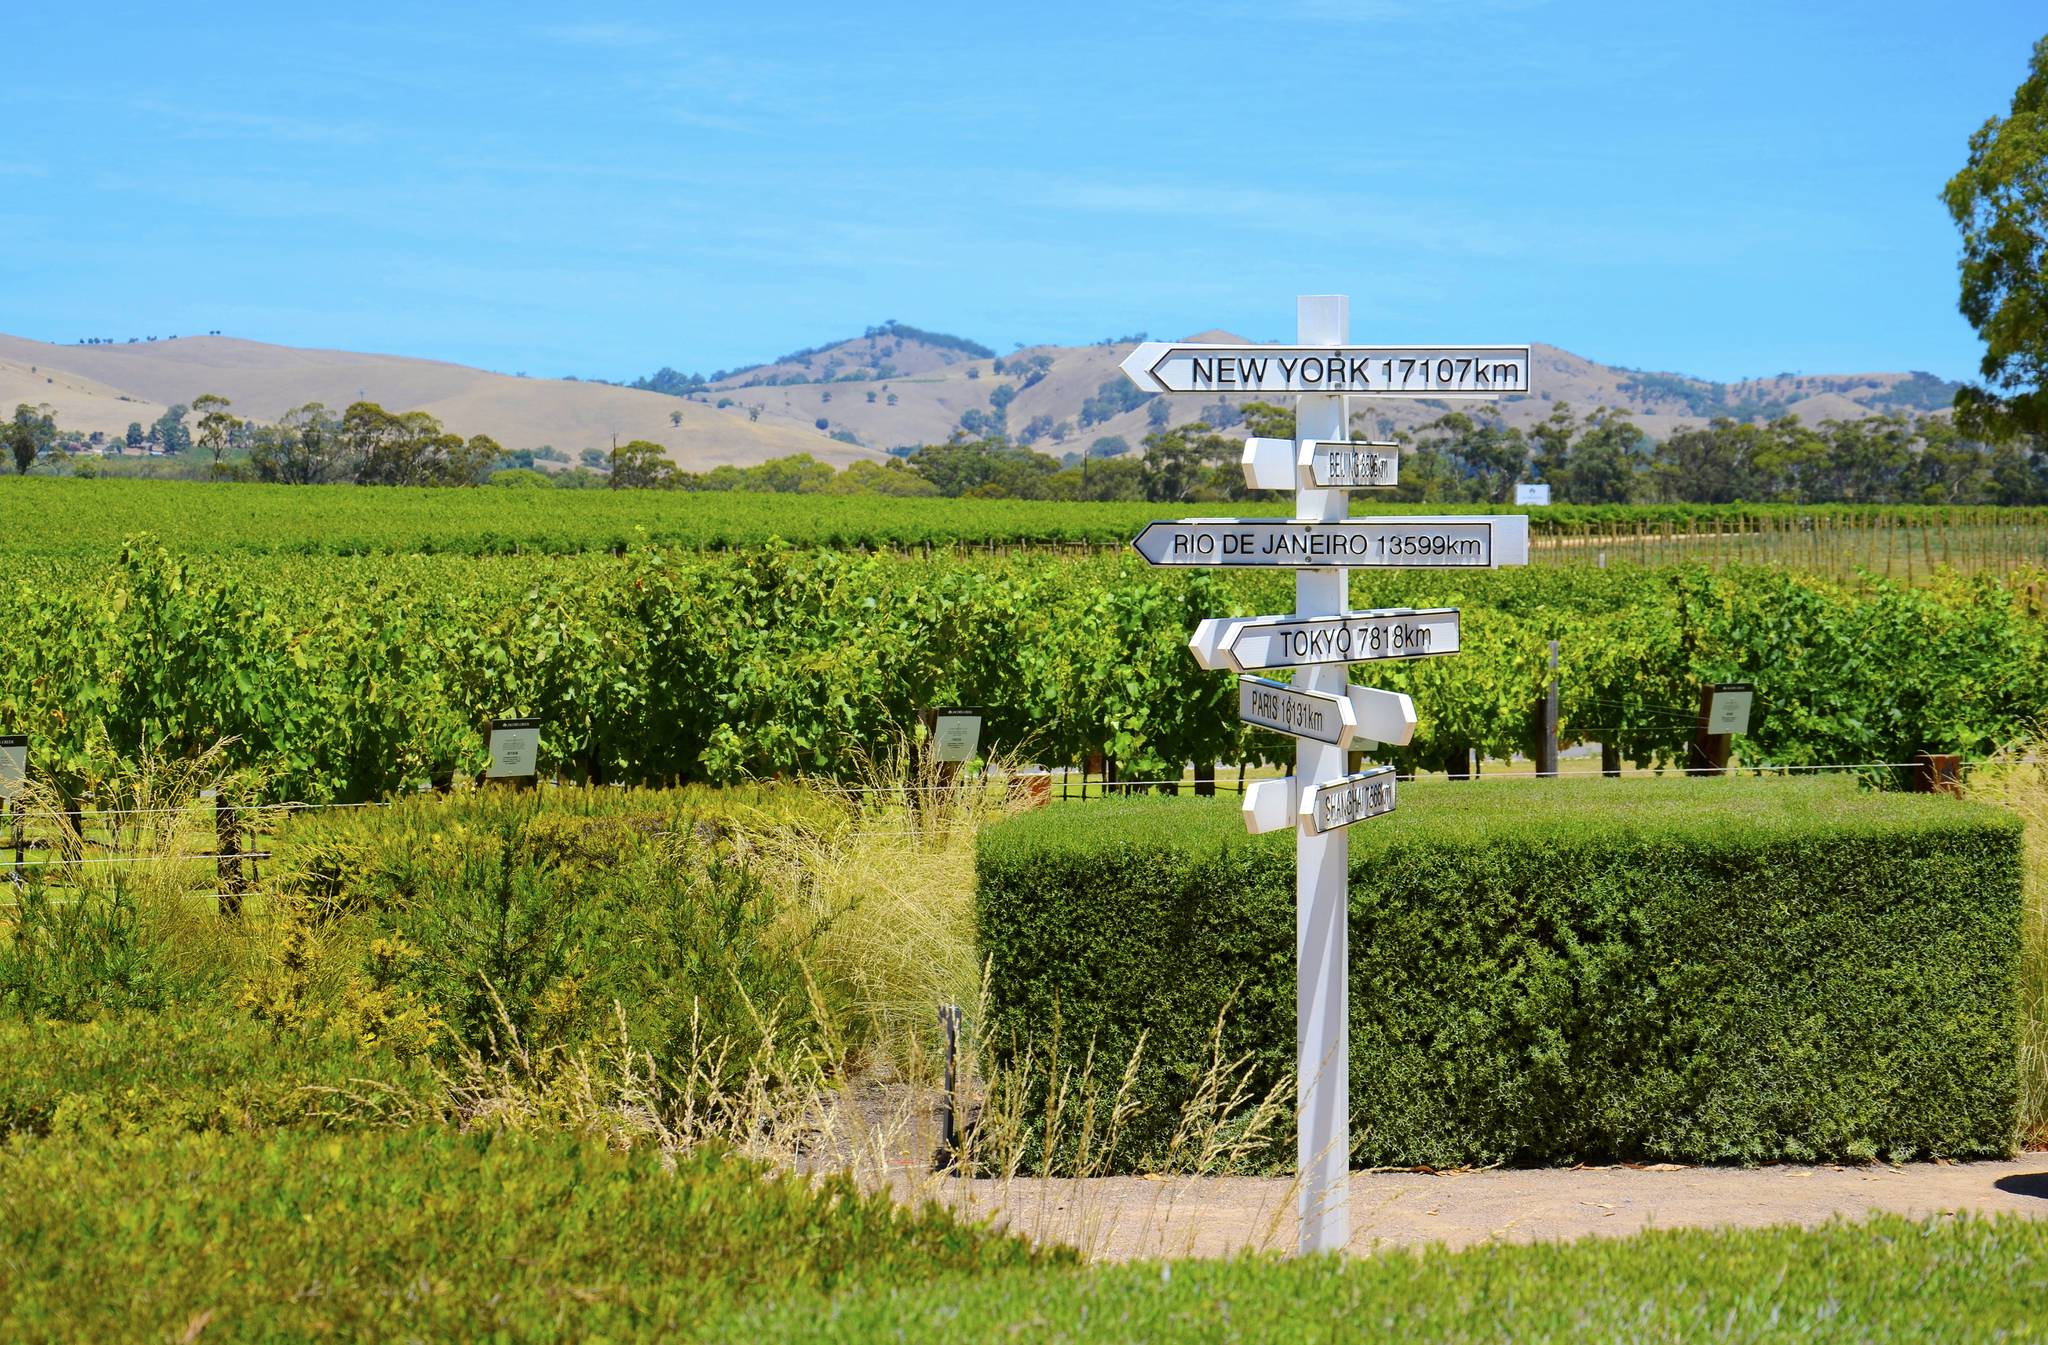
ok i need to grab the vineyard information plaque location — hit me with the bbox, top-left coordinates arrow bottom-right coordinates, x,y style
486,717 -> 542,779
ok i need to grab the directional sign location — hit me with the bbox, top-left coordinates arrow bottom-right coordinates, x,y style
1304,440 -> 1398,489
1347,686 -> 1417,747
1190,608 -> 1460,673
1242,776 -> 1295,835
1132,517 -> 1527,569
1238,676 -> 1355,747
1300,766 -> 1396,836
1121,343 -> 1530,397
1243,438 -> 1398,491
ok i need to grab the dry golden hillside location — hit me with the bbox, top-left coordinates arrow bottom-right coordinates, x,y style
3,325 -> 1956,469
0,334 -> 877,469
678,330 -> 1955,455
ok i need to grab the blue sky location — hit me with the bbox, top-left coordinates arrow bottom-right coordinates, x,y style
1,2 -> 2039,383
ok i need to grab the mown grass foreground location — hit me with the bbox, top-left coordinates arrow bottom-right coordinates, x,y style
3,1129 -> 2043,1342
726,1213 -> 2048,1344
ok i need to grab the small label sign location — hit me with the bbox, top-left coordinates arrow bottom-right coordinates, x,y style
1238,677 -> 1353,747
1300,766 -> 1396,835
1303,441 -> 1398,489
929,707 -> 984,763
486,717 -> 542,779
1704,684 -> 1754,736
0,734 -> 24,802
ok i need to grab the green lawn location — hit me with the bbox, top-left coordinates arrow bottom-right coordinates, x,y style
4,1126 -> 2044,1342
728,1213 -> 2048,1344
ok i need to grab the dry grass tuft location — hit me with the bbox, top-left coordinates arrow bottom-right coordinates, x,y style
1963,743 -> 2048,1145
770,736 -> 1036,1075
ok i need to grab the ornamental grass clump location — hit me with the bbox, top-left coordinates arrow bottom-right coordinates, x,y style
1963,740 -> 2048,1143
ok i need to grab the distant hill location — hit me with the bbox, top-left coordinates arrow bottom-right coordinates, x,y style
645,331 -> 1964,458
0,334 -> 879,470
0,326 -> 1962,472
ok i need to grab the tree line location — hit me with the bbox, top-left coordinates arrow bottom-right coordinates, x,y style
616,403 -> 2048,506
15,392 -> 2048,506
11,398 -> 506,488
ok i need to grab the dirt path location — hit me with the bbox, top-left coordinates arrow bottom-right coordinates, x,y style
903,1157 -> 2048,1260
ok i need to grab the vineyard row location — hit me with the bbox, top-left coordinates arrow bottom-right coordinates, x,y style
3,543 -> 2042,804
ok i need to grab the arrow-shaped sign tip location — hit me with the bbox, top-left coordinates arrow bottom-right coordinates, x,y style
1119,342 -> 1170,394
1188,618 -> 1231,671
1243,777 -> 1295,835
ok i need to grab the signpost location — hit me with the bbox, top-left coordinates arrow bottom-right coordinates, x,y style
1302,441 -> 1398,490
1123,298 -> 1529,1256
1691,683 -> 1754,776
1703,684 -> 1754,736
1238,676 -> 1356,748
928,707 -> 985,764
1,734 -> 23,885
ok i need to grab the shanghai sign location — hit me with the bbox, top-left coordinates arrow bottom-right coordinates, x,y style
1300,766 -> 1397,836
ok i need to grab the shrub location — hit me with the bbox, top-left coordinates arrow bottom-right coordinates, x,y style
0,1129 -> 1062,1341
976,776 -> 2024,1170
270,793 -> 842,1082
0,876 -> 235,1021
0,1010 -> 436,1137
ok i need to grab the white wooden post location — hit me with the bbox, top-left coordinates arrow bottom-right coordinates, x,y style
1293,294 -> 1350,1254
1122,311 -> 1531,1258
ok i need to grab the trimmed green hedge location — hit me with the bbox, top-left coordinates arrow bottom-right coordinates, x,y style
976,776 -> 2024,1170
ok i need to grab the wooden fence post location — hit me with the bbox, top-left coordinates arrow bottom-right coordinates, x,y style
1535,640 -> 1560,778
1911,752 -> 1961,796
215,795 -> 246,917
1689,686 -> 1732,777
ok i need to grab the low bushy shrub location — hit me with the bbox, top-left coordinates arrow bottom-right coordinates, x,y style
0,1011 -> 436,1137
0,877 -> 237,1021
0,1128 -> 1063,1341
270,782 -> 849,916
977,776 -> 2024,1170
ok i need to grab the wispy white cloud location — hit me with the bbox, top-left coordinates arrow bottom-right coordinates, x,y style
1016,173 -> 1533,259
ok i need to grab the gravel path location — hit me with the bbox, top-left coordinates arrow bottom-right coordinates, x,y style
910,1156 -> 2048,1260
